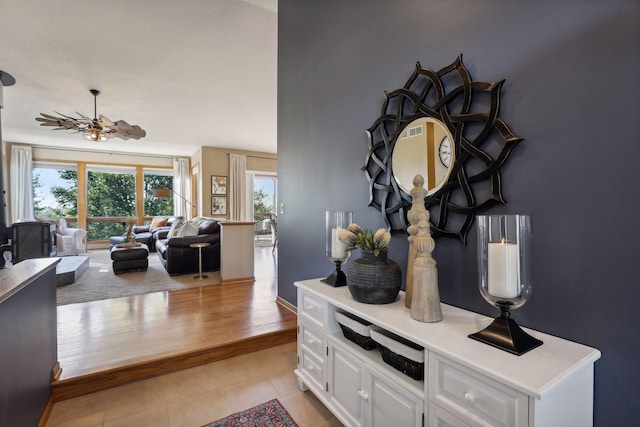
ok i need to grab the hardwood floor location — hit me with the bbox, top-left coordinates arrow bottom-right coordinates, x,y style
53,246 -> 296,401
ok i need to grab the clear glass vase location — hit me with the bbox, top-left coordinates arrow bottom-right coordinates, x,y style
321,210 -> 352,287
469,214 -> 542,355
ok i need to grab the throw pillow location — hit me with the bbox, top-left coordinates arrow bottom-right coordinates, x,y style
149,217 -> 168,231
167,219 -> 183,239
176,221 -> 199,237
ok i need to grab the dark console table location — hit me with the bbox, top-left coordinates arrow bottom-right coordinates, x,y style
0,258 -> 59,427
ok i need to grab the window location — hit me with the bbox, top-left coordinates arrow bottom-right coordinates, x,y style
144,168 -> 173,218
87,165 -> 136,240
254,175 -> 276,218
33,162 -> 79,227
31,160 -> 174,242
253,174 -> 277,241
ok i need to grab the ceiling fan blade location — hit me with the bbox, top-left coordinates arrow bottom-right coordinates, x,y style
76,112 -> 92,120
36,114 -> 79,129
113,120 -> 147,140
39,113 -> 63,120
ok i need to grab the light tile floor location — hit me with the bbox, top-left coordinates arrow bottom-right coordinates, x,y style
46,342 -> 343,427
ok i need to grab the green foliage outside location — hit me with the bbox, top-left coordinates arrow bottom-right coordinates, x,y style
253,188 -> 272,220
33,168 -> 174,240
144,174 -> 173,218
33,169 -> 79,227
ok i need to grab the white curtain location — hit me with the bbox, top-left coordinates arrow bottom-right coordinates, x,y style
10,145 -> 34,222
229,154 -> 248,221
173,158 -> 193,219
245,171 -> 255,221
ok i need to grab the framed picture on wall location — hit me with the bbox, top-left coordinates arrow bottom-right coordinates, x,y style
211,196 -> 227,215
212,175 -> 227,195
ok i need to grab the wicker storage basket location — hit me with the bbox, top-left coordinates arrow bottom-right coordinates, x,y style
370,327 -> 425,380
335,310 -> 376,350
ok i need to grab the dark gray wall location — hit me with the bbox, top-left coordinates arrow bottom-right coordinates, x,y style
277,1 -> 640,424
0,266 -> 57,426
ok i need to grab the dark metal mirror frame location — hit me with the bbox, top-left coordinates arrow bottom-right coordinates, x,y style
363,55 -> 524,242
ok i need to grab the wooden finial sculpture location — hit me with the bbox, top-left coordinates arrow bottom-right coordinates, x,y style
410,212 -> 443,323
406,174 -> 429,308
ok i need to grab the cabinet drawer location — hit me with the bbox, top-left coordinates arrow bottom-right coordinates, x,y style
300,347 -> 324,391
428,403 -> 470,427
429,353 -> 527,427
299,291 -> 326,329
300,323 -> 324,358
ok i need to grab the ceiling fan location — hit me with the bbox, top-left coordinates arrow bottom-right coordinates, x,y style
36,89 -> 146,141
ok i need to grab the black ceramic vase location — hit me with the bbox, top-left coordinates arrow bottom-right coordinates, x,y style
347,250 -> 402,304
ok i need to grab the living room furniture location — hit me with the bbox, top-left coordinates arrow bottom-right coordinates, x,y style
10,221 -> 57,263
56,255 -> 89,286
154,216 -> 220,275
219,221 -> 255,284
56,218 -> 87,256
190,242 -> 211,279
108,216 -> 184,250
110,243 -> 149,274
0,258 -> 59,427
295,278 -> 601,427
126,215 -> 183,250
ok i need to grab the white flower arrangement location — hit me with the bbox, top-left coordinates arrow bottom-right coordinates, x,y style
338,223 -> 391,257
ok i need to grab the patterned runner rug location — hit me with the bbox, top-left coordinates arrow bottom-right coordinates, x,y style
201,399 -> 298,427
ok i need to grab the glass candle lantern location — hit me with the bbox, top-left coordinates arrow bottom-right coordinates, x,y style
321,210 -> 352,287
469,214 -> 543,355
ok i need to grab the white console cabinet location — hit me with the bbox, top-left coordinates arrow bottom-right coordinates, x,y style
328,337 -> 423,427
294,278 -> 600,427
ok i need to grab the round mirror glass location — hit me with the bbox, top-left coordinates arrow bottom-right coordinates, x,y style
392,117 -> 455,195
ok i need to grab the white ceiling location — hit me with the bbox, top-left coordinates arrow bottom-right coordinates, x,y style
0,0 -> 278,157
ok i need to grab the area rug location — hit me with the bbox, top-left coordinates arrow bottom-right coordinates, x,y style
56,249 -> 220,305
201,399 -> 298,427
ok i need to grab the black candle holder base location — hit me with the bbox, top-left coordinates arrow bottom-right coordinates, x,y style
469,308 -> 543,356
321,260 -> 347,287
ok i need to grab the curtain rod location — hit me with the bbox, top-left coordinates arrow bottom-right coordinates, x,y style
228,153 -> 277,160
18,143 -> 189,160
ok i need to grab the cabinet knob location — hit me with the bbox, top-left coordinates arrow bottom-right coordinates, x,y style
464,392 -> 476,403
357,390 -> 369,401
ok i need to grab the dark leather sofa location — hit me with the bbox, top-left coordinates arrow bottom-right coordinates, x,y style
130,216 -> 183,250
154,217 -> 221,275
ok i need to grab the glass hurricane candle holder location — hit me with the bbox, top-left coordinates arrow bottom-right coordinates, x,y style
321,210 -> 352,287
468,214 -> 543,355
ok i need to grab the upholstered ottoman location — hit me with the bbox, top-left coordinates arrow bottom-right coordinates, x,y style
109,236 -> 125,247
110,243 -> 149,274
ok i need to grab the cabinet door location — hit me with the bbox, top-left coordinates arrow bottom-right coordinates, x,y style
328,342 -> 364,427
367,369 -> 423,427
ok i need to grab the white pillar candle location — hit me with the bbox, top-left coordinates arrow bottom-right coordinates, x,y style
331,228 -> 347,259
487,241 -> 519,298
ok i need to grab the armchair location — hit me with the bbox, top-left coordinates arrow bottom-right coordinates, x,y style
56,218 -> 87,256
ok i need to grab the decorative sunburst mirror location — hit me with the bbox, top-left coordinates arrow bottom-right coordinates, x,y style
363,55 -> 524,242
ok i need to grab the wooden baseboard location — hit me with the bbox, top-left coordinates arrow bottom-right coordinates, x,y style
276,296 -> 297,314
38,395 -> 56,427
220,276 -> 255,285
51,361 -> 62,381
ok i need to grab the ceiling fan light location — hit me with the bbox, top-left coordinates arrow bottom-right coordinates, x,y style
36,89 -> 146,141
83,129 -> 104,141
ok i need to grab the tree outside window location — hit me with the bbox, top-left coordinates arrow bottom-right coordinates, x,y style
87,166 -> 136,240
144,169 -> 173,218
33,163 -> 78,227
